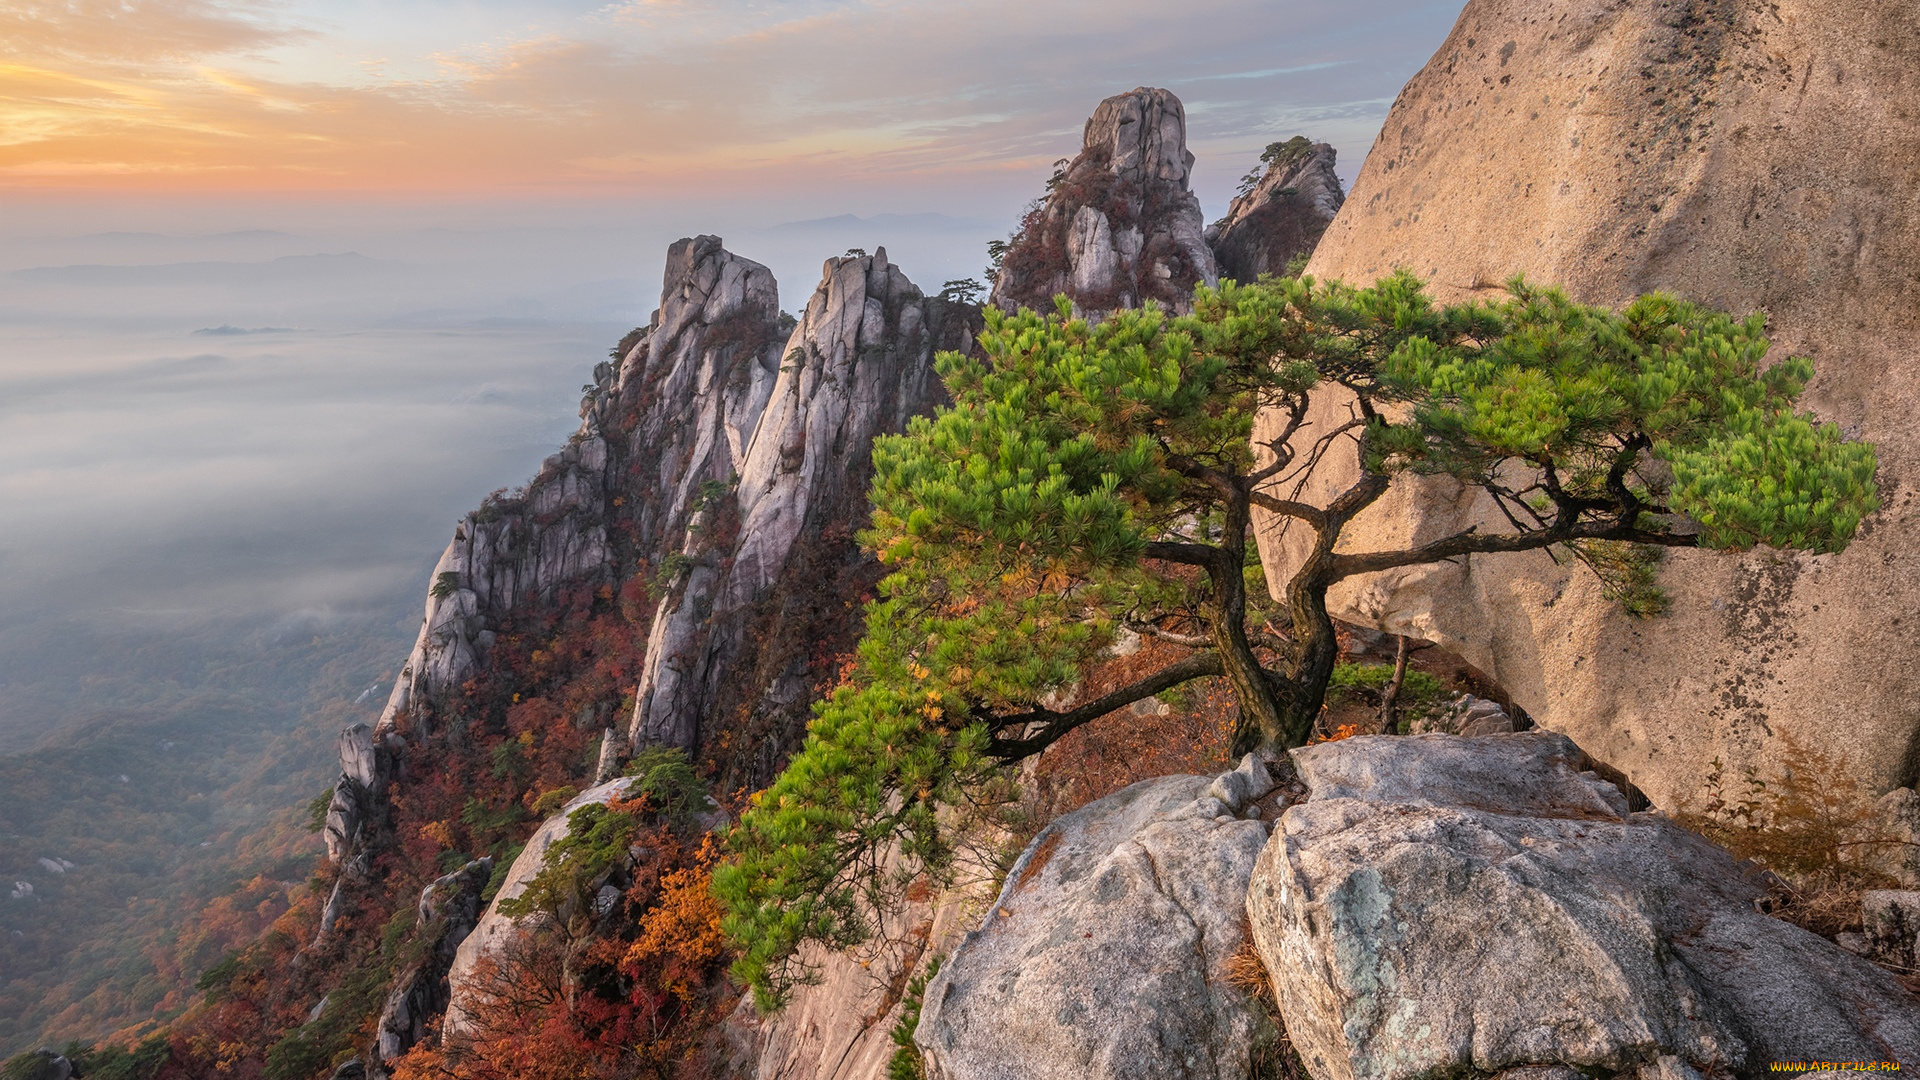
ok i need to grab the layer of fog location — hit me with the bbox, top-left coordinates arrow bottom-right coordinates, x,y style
0,201 -> 1022,741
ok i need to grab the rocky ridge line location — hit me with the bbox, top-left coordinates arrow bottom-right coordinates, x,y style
322,236 -> 787,863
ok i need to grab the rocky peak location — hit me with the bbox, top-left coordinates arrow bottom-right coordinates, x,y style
625,247 -> 977,781
1084,85 -> 1198,188
1205,137 -> 1344,284
368,235 -> 782,744
606,235 -> 786,561
989,87 -> 1218,316
323,236 -> 783,864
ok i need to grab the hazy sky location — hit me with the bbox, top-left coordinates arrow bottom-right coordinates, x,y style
0,0 -> 1470,736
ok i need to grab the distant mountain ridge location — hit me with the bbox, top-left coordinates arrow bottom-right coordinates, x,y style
767,212 -> 986,232
12,253 -> 398,287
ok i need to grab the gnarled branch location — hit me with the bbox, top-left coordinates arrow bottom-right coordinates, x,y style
982,652 -> 1225,761
1327,518 -> 1698,581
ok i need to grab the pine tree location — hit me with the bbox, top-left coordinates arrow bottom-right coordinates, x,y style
715,272 -> 1879,1006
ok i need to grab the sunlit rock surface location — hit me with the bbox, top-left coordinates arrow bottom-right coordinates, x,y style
628,247 -> 974,765
1254,0 -> 1920,808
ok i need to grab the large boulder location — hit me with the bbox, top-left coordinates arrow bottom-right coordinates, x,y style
1253,0 -> 1920,808
627,247 -> 975,772
990,87 -> 1218,316
1206,137 -> 1344,285
1248,733 -> 1920,1080
914,769 -> 1275,1080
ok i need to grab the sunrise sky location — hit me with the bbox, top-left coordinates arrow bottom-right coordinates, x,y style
0,0 -> 1472,740
3,0 -> 1466,203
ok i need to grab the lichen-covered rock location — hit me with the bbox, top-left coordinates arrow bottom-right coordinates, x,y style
1253,0 -> 1920,809
1248,733 -> 1920,1080
628,248 -> 974,762
990,87 -> 1217,316
374,857 -> 493,1067
1206,137 -> 1344,285
442,778 -> 636,1039
914,774 -> 1271,1080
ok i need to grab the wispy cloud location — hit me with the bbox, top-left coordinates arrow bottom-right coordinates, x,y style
0,0 -> 1465,197
1173,61 -> 1354,83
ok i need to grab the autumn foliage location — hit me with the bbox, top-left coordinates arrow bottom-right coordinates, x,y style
389,835 -> 732,1080
112,570 -> 744,1080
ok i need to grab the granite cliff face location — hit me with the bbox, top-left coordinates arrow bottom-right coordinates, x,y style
625,248 -> 975,778
990,87 -> 1218,316
1254,0 -> 1920,808
297,235 -> 984,1080
373,857 -> 492,1068
322,237 -> 789,862
376,236 -> 784,743
1206,137 -> 1344,285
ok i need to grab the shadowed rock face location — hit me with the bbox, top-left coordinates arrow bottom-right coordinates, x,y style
1254,0 -> 1920,808
1206,138 -> 1344,285
1250,733 -> 1920,1080
628,248 -> 976,776
373,857 -> 493,1067
990,87 -> 1218,316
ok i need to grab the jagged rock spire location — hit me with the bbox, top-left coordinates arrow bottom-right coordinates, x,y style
370,235 -> 783,742
627,247 -> 976,769
989,87 -> 1218,316
327,237 -> 784,863
1206,137 -> 1344,284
